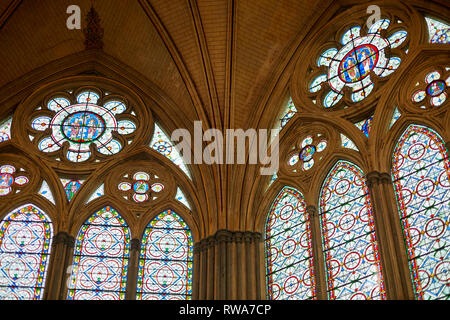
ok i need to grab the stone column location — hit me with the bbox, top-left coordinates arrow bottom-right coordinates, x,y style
125,238 -> 141,300
193,230 -> 263,300
366,171 -> 415,300
45,232 -> 75,300
306,205 -> 328,300
192,243 -> 201,300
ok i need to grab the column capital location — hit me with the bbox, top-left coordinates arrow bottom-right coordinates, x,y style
195,230 -> 262,248
53,232 -> 75,248
216,229 -> 233,243
306,205 -> 318,217
366,171 -> 392,187
233,231 -> 244,243
243,232 -> 254,243
130,238 -> 141,252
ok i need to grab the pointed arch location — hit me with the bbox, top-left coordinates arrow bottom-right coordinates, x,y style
265,186 -> 315,300
319,161 -> 386,300
0,204 -> 53,300
391,124 -> 450,300
136,209 -> 194,300
67,206 -> 130,300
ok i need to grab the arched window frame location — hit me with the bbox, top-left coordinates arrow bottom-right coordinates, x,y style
0,204 -> 53,300
319,160 -> 386,300
391,124 -> 450,300
265,186 -> 315,300
136,209 -> 194,300
67,206 -> 131,300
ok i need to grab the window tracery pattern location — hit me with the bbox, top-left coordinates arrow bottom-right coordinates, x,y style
38,181 -> 55,205
425,17 -> 450,44
354,115 -> 374,138
279,99 -> 298,130
29,88 -> 137,163
136,210 -> 193,300
0,204 -> 53,300
86,184 -> 104,204
265,187 -> 315,300
67,206 -> 130,300
150,123 -> 191,179
287,134 -> 328,172
0,165 -> 29,196
118,172 -> 164,203
176,188 -> 191,210
0,116 -> 12,143
392,125 -> 450,300
412,70 -> 449,109
310,19 -> 407,108
60,179 -> 84,202
389,107 -> 402,129
340,134 -> 359,151
320,161 -> 386,300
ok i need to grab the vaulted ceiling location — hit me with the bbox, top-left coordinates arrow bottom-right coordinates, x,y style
0,0 -> 338,130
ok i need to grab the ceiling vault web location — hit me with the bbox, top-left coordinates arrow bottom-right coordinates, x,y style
0,0 -> 22,30
138,0 -> 210,128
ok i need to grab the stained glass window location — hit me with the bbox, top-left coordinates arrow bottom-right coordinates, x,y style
86,184 -> 104,204
265,187 -> 315,300
31,91 -> 136,162
392,125 -> 450,300
118,172 -> 164,203
67,206 -> 130,300
60,179 -> 84,202
311,19 -> 407,107
288,135 -> 328,172
267,173 -> 278,189
412,70 -> 449,108
150,123 -> 191,179
354,115 -> 374,138
0,116 -> 12,143
319,161 -> 386,300
340,134 -> 359,151
136,210 -> 194,300
389,107 -> 401,129
0,165 -> 29,196
425,17 -> 450,44
175,187 -> 191,210
0,204 -> 53,300
279,98 -> 298,130
38,181 -> 55,205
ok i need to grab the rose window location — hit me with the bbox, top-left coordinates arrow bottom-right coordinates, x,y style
288,135 -> 328,171
310,19 -> 407,108
0,165 -> 29,196
412,70 -> 449,108
30,89 -> 137,162
118,172 -> 165,203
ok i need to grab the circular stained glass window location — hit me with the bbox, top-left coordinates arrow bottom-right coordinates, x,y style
61,111 -> 107,143
0,173 -> 14,188
310,19 -> 408,107
31,90 -> 137,163
411,71 -> 448,108
299,145 -> 316,162
133,181 -> 149,194
426,80 -> 446,97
